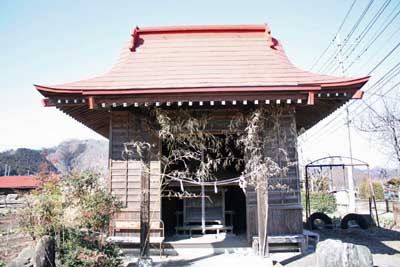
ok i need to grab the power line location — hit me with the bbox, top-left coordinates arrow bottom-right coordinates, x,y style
344,1 -> 400,72
301,0 -> 400,150
369,67 -> 400,100
342,65 -> 400,127
319,0 -> 375,73
304,71 -> 400,147
309,0 -> 358,71
332,0 -> 393,74
359,80 -> 400,114
342,0 -> 375,46
368,40 -> 400,74
342,0 -> 391,59
302,59 -> 400,145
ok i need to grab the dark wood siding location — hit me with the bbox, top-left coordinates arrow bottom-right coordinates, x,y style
109,110 -> 161,234
246,187 -> 258,242
263,109 -> 302,235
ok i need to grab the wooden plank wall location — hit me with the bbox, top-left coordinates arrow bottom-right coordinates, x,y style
246,186 -> 258,243
246,108 -> 302,241
109,110 -> 161,236
263,110 -> 302,235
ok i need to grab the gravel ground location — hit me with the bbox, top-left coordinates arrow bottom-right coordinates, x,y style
0,212 -> 33,263
124,227 -> 400,267
265,228 -> 400,267
125,252 -> 274,267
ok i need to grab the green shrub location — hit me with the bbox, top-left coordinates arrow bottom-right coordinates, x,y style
60,229 -> 122,267
17,174 -> 63,239
359,179 -> 384,200
17,171 -> 123,267
359,179 -> 370,200
301,191 -> 337,214
372,182 -> 384,200
64,171 -> 122,232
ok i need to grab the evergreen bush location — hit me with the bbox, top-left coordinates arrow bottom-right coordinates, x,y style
359,179 -> 385,200
302,191 -> 337,214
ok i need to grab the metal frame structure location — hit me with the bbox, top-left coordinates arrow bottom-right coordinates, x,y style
304,156 -> 379,227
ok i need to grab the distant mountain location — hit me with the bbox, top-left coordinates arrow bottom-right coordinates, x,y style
304,165 -> 399,192
46,139 -> 108,176
0,139 -> 109,178
0,148 -> 57,175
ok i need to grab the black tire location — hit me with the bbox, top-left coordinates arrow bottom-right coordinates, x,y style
340,213 -> 369,229
307,212 -> 333,230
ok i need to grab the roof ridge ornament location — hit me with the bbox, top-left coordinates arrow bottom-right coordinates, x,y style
130,26 -> 140,52
264,23 -> 276,49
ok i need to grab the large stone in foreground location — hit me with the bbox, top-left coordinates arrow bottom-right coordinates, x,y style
34,236 -> 55,267
316,239 -> 373,267
7,246 -> 35,267
7,236 -> 55,267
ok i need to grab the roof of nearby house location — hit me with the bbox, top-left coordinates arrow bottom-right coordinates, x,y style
35,24 -> 369,95
0,176 -> 39,189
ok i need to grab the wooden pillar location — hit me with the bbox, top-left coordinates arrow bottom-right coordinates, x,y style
139,143 -> 151,259
201,183 -> 206,234
246,187 -> 258,244
257,184 -> 269,257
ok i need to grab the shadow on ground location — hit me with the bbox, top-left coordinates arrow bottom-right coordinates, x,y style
317,227 -> 400,254
124,235 -> 254,267
126,253 -> 216,267
279,227 -> 400,266
123,228 -> 400,266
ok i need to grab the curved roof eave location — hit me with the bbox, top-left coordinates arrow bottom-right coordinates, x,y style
34,76 -> 369,97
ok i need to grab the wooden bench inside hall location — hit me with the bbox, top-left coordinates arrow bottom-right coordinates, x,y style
107,220 -> 165,257
175,224 -> 233,236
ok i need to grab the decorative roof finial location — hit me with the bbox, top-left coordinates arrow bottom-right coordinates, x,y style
130,26 -> 140,52
264,23 -> 276,49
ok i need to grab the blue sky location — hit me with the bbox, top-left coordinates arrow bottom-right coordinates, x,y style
0,0 -> 398,167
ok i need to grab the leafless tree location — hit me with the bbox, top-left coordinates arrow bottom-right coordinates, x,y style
358,99 -> 400,166
309,168 -> 330,192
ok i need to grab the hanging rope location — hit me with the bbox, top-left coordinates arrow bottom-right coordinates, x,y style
154,165 -> 263,188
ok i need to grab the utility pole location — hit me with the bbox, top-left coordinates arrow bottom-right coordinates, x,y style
336,34 -> 356,213
345,108 -> 356,213
336,34 -> 346,77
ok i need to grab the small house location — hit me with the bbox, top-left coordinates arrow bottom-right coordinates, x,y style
0,176 -> 39,208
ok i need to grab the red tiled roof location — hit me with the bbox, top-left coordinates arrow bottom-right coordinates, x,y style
0,176 -> 39,189
35,24 -> 369,96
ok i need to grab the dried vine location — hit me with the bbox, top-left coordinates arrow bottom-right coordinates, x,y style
231,107 -> 294,191
154,108 -> 243,192
153,107 -> 295,195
